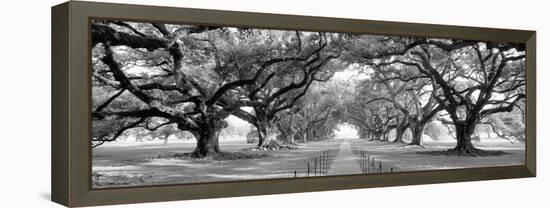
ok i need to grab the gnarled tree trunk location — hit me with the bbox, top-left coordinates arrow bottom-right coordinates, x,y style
255,110 -> 280,149
277,117 -> 296,146
190,115 -> 227,158
287,132 -> 296,144
409,122 -> 425,146
191,127 -> 221,158
257,121 -> 269,147
394,127 -> 406,143
256,119 -> 290,150
450,122 -> 477,153
393,119 -> 408,143
372,132 -> 382,141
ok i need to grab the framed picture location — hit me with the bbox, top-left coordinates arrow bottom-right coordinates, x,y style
52,1 -> 536,207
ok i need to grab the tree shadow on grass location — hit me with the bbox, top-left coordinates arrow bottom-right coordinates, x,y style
415,149 -> 510,157
153,151 -> 270,161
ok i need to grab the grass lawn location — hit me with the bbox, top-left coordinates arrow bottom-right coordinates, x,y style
350,139 -> 525,173
92,138 -> 524,188
92,139 -> 342,188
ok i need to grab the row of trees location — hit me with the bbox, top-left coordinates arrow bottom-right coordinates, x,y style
91,20 -> 526,157
245,80 -> 344,146
341,36 -> 526,153
91,21 -> 345,157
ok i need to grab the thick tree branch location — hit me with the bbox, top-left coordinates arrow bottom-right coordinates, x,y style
95,89 -> 126,112
102,44 -> 153,104
480,94 -> 526,117
92,23 -> 167,51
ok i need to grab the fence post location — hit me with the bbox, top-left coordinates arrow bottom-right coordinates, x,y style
319,154 -> 323,176
365,154 -> 368,173
363,151 -> 366,173
367,155 -> 370,173
360,150 -> 363,172
329,150 -> 331,167
314,158 -> 317,176
366,156 -> 369,174
371,158 -> 374,174
294,170 -> 297,178
328,150 -> 331,169
324,152 -> 327,174
360,149 -> 363,172
307,163 -> 310,176
326,151 -> 329,171
322,153 -> 325,175
390,168 -> 393,173
363,150 -> 366,173
379,161 -> 382,173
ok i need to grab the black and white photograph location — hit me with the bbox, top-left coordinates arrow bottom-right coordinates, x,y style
90,19 -> 526,188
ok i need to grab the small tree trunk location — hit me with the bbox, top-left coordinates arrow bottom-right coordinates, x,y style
287,114 -> 295,145
373,133 -> 382,141
410,122 -> 425,146
163,137 -> 169,145
394,118 -> 408,143
306,127 -> 313,142
255,109 -> 270,147
393,126 -> 406,143
257,122 -> 268,147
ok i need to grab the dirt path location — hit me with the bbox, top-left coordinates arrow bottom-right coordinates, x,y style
327,139 -> 362,176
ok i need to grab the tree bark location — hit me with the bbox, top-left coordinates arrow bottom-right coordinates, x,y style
372,132 -> 382,141
450,122 -> 477,153
287,114 -> 295,144
191,127 -> 221,158
304,125 -> 313,142
393,119 -> 408,143
409,122 -> 425,146
288,132 -> 295,144
276,123 -> 296,145
257,122 -> 268,147
255,110 -> 269,147
256,120 -> 285,149
394,126 -> 406,143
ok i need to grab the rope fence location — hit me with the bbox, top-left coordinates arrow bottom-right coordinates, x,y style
291,146 -> 396,178
293,149 -> 337,177
359,147 -> 394,174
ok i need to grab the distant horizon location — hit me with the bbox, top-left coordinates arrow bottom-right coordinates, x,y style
334,124 -> 358,139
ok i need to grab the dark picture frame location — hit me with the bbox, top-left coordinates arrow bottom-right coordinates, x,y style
52,1 -> 536,207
